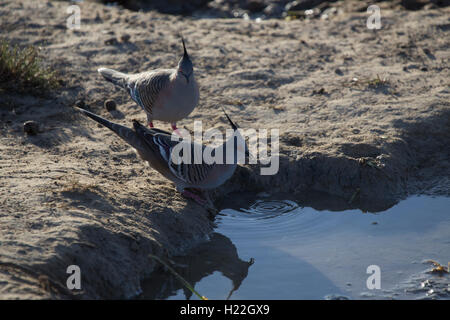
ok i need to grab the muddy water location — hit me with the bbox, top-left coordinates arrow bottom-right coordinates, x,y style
141,193 -> 450,300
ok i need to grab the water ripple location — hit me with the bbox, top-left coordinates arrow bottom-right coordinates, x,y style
218,199 -> 314,242
240,200 -> 300,219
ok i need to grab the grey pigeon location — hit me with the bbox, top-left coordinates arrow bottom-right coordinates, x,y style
98,38 -> 199,133
75,107 -> 246,205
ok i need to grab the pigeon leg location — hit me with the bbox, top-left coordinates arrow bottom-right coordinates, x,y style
171,123 -> 183,136
190,189 -> 217,218
148,121 -> 154,128
191,188 -> 214,208
182,189 -> 207,205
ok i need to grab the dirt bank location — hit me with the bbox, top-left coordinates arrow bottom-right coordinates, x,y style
0,0 -> 448,298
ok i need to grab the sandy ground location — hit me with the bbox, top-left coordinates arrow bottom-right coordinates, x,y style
0,0 -> 449,298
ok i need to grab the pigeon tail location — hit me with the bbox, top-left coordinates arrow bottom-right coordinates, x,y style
75,107 -> 145,151
98,67 -> 129,88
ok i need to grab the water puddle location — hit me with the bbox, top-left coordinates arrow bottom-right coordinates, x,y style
141,192 -> 450,300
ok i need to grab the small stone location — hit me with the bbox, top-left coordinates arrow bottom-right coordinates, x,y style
104,99 -> 116,111
335,68 -> 344,76
23,120 -> 39,136
104,37 -> 118,45
120,34 -> 131,43
312,87 -> 326,95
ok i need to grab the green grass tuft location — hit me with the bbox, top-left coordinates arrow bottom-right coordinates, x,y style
149,254 -> 208,300
367,74 -> 390,89
0,39 -> 59,95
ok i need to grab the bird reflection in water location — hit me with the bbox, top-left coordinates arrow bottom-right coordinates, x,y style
140,232 -> 254,300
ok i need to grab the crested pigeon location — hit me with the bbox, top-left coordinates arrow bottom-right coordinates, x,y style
74,107 -> 247,205
97,38 -> 199,132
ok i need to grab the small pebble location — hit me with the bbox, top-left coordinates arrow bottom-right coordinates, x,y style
120,34 -> 131,43
23,120 -> 39,135
313,87 -> 326,95
104,37 -> 118,45
104,99 -> 116,111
